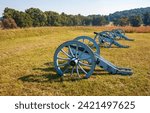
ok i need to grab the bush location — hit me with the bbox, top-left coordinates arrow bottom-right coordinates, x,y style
2,18 -> 17,29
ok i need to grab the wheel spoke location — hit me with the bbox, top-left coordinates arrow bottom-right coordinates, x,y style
75,44 -> 78,58
87,40 -> 91,45
83,38 -> 85,42
71,66 -> 75,76
78,64 -> 87,74
78,49 -> 86,58
61,49 -> 71,58
58,61 -> 69,67
80,56 -> 91,60
76,65 -> 80,78
79,61 -> 91,67
57,56 -> 70,60
68,46 -> 74,57
63,65 -> 70,74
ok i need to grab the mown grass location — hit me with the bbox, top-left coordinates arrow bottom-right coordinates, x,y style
0,26 -> 150,96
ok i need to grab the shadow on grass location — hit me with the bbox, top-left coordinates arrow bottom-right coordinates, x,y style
18,62 -> 111,83
18,74 -> 62,83
19,62 -> 64,82
101,46 -> 130,49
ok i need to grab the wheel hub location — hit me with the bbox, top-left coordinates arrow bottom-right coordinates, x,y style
70,58 -> 78,66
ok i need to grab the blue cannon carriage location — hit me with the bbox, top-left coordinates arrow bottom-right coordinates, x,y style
54,36 -> 133,79
93,28 -> 134,48
111,29 -> 134,41
93,31 -> 130,48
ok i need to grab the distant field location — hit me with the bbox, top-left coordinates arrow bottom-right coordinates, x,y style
0,26 -> 150,96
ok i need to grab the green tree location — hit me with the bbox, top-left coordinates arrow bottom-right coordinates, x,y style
84,17 -> 92,26
66,15 -> 74,26
3,7 -> 17,18
45,11 -> 61,26
3,7 -> 32,28
92,17 -> 100,26
114,17 -> 129,26
143,12 -> 150,26
71,14 -> 83,26
129,15 -> 143,27
60,12 -> 69,26
92,16 -> 108,26
26,8 -> 47,27
99,16 -> 109,26
13,12 -> 33,27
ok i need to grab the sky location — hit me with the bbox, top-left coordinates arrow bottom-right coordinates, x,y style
0,0 -> 150,16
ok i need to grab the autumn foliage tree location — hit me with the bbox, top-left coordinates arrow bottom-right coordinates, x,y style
2,18 -> 17,29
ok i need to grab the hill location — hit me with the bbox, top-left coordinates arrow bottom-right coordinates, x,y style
109,7 -> 150,20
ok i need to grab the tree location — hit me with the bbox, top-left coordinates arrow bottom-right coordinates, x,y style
84,18 -> 92,26
26,8 -> 47,27
92,17 -> 100,26
92,16 -> 108,26
45,11 -> 62,26
60,12 -> 70,26
109,7 -> 150,21
114,17 -> 129,26
143,12 -> 150,26
3,7 -> 32,28
3,7 -> 17,18
66,15 -> 74,26
99,16 -> 109,26
129,15 -> 143,27
13,12 -> 33,27
72,15 -> 82,26
2,18 -> 17,29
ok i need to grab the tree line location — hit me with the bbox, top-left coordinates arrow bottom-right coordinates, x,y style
1,7 -> 109,29
110,7 -> 150,27
1,7 -> 150,29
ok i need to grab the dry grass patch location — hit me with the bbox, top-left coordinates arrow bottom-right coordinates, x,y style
0,26 -> 150,95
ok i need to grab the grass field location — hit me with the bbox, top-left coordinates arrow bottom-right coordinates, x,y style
0,26 -> 150,96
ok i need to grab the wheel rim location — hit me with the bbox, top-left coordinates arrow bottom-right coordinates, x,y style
74,36 -> 100,55
103,41 -> 112,48
100,31 -> 116,39
112,29 -> 121,39
98,32 -> 113,48
117,29 -> 125,35
54,41 -> 96,78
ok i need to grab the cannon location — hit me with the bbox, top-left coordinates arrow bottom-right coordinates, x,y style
54,36 -> 133,79
93,31 -> 130,48
112,29 -> 134,41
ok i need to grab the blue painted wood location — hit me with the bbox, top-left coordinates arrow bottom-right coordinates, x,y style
53,29 -> 133,78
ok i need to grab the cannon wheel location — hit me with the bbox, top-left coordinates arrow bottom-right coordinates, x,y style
117,29 -> 125,35
112,29 -> 125,40
54,40 -> 96,79
102,41 -> 112,48
98,32 -> 114,48
74,36 -> 100,55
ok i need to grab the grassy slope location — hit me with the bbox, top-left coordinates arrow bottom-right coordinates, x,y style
0,27 -> 150,96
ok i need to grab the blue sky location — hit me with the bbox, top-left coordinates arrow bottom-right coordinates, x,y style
0,0 -> 150,16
